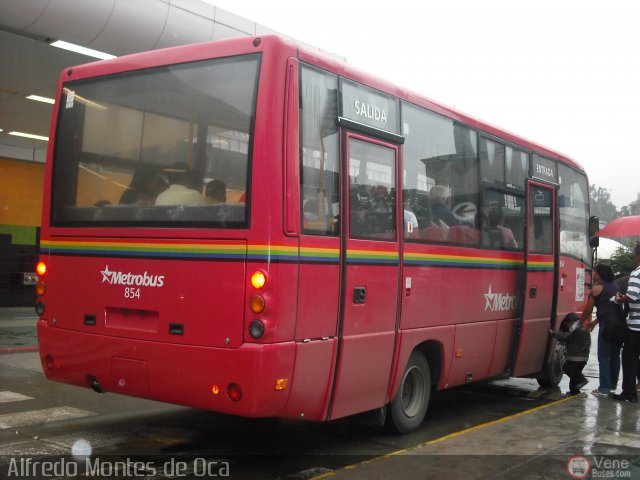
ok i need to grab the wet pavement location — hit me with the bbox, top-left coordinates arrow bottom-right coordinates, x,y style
0,307 -> 38,353
1,309 -> 639,479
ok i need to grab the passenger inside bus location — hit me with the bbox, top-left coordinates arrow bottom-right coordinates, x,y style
205,179 -> 227,203
429,185 -> 460,227
119,165 -> 167,205
155,162 -> 207,206
303,197 -> 328,229
350,195 -> 372,237
486,206 -> 518,249
370,185 -> 394,234
403,196 -> 419,235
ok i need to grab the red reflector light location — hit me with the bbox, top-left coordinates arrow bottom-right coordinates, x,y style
227,383 -> 243,402
36,261 -> 47,276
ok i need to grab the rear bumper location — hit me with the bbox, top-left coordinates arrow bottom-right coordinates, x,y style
37,320 -> 295,417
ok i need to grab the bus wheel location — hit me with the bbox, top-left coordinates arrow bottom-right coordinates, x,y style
537,342 -> 566,388
387,350 -> 431,434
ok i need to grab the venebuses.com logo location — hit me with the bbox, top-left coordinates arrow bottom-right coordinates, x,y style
567,456 -> 632,479
567,457 -> 590,478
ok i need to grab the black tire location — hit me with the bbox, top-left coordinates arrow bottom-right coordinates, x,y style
537,342 -> 566,388
387,350 -> 431,434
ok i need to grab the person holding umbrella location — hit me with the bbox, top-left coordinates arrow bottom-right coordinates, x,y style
612,242 -> 640,403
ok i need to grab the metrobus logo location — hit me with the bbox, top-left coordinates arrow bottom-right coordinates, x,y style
100,265 -> 165,287
484,285 -> 521,312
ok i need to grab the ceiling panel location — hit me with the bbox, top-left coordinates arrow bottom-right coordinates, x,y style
88,0 -> 170,55
0,0 -> 51,31
27,0 -> 116,46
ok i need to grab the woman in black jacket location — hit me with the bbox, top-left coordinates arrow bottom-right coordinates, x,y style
581,264 -> 621,396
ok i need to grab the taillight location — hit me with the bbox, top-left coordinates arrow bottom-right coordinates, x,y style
250,271 -> 266,289
36,261 -> 47,276
248,271 -> 268,340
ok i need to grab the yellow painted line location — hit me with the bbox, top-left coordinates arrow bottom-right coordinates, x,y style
311,449 -> 408,480
311,393 -> 583,479
424,393 -> 579,446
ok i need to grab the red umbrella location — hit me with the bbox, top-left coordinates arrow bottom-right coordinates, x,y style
596,215 -> 640,238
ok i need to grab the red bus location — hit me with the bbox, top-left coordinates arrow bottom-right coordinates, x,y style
36,35 -> 594,433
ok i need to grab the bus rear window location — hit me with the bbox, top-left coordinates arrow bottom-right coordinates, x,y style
51,54 -> 260,228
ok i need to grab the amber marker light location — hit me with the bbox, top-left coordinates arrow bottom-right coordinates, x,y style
36,261 -> 47,276
249,295 -> 265,314
250,271 -> 266,289
211,385 -> 220,395
275,378 -> 288,390
36,280 -> 46,296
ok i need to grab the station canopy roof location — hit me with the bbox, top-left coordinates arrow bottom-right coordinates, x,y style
0,0 -> 284,165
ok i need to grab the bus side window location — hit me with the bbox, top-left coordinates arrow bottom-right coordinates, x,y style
401,102 -> 479,245
300,66 -> 340,236
529,187 -> 553,254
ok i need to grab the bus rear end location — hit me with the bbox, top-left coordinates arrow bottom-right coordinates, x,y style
36,36 -> 300,418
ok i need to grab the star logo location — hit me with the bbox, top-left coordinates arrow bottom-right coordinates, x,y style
484,284 -> 497,311
100,265 -> 113,284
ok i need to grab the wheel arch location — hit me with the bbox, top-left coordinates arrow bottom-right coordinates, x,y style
389,337 -> 445,402
415,340 -> 443,389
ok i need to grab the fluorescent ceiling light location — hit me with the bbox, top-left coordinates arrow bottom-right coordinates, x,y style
8,131 -> 49,142
26,94 -> 55,105
50,40 -> 116,60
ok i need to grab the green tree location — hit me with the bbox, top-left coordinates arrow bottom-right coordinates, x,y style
600,244 -> 635,277
618,197 -> 639,217
589,184 -> 618,222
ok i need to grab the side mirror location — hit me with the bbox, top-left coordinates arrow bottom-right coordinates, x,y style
589,215 -> 600,248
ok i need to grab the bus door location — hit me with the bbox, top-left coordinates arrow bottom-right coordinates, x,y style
512,182 -> 558,376
328,133 -> 400,420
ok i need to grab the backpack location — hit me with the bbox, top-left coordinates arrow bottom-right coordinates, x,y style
601,301 -> 628,345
